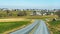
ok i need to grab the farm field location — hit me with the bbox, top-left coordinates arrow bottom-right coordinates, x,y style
0,18 -> 32,34
47,19 -> 60,34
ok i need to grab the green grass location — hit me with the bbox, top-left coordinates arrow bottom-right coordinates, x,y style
48,20 -> 60,26
48,20 -> 60,34
0,21 -> 30,33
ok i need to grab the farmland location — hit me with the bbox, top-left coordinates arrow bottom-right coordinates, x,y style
0,19 -> 31,34
0,9 -> 60,34
47,19 -> 60,34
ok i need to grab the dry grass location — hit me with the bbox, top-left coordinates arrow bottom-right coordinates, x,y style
0,18 -> 28,22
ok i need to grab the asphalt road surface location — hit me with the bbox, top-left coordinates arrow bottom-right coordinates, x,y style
10,20 -> 50,34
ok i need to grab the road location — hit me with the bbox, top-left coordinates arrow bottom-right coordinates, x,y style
10,20 -> 50,34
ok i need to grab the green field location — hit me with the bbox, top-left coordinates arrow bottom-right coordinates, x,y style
48,20 -> 60,34
0,21 -> 30,33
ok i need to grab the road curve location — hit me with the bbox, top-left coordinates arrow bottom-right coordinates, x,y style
10,20 -> 50,34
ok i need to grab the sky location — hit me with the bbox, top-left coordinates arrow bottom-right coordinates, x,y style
0,0 -> 60,9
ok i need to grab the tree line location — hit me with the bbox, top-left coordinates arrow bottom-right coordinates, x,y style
0,9 -> 60,17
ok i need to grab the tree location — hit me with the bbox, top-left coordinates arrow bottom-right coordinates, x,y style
56,10 -> 60,17
17,11 -> 25,16
33,11 -> 36,15
5,10 -> 9,16
41,10 -> 45,15
0,9 -> 3,11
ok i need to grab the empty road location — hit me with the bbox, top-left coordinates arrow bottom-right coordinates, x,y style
10,20 -> 50,34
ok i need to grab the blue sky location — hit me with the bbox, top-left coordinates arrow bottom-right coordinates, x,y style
0,0 -> 60,9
